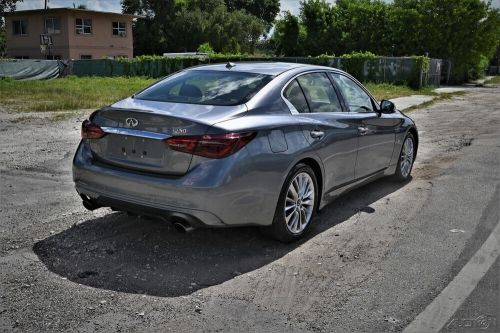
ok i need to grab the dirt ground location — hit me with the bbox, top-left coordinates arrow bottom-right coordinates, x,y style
1,86 -> 499,332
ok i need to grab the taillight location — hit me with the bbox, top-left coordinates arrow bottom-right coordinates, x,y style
164,132 -> 256,159
81,119 -> 105,139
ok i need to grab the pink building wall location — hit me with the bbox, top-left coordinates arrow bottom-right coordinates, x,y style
5,8 -> 135,60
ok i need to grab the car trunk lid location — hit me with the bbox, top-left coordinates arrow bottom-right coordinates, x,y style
87,98 -> 246,175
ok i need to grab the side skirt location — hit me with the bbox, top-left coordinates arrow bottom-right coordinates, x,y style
318,168 -> 391,210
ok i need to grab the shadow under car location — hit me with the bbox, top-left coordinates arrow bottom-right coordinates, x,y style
33,177 -> 408,297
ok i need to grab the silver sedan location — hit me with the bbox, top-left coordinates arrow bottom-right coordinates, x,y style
73,62 -> 418,242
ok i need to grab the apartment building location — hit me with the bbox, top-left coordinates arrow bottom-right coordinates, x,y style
4,8 -> 138,59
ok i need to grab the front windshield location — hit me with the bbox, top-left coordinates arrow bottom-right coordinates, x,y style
134,70 -> 274,106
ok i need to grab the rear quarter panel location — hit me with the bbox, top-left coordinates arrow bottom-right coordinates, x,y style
209,109 -> 326,221
388,112 -> 418,168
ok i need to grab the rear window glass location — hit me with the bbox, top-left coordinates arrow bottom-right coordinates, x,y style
134,70 -> 274,106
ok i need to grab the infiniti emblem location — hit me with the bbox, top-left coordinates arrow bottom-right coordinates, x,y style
125,117 -> 139,128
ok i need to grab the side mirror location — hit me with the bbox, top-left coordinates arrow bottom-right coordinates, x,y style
380,100 -> 396,113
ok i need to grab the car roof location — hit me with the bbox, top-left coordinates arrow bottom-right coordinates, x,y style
189,62 -> 315,76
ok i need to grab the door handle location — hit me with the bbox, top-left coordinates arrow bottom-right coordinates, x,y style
358,126 -> 369,136
310,130 -> 325,139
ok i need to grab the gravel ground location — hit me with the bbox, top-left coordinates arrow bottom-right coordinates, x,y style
0,86 -> 499,332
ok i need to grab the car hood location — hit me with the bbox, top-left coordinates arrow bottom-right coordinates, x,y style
111,97 -> 248,125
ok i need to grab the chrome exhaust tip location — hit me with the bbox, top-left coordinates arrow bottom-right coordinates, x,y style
173,220 -> 195,233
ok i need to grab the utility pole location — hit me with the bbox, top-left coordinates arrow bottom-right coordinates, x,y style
45,0 -> 48,10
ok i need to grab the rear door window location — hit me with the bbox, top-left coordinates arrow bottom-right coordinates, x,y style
296,73 -> 343,113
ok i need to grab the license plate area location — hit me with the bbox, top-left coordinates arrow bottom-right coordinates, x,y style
122,136 -> 159,159
89,132 -> 192,175
89,133 -> 166,168
107,135 -> 164,163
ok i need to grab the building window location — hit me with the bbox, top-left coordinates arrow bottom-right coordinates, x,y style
15,56 -> 30,59
45,17 -> 61,34
112,22 -> 127,37
80,55 -> 92,60
13,20 -> 28,36
75,18 -> 92,34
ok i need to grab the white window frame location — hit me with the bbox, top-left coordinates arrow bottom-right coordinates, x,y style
112,21 -> 127,37
45,17 -> 61,35
75,18 -> 92,35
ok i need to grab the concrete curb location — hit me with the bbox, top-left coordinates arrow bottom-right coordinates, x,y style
390,86 -> 470,111
390,95 -> 435,111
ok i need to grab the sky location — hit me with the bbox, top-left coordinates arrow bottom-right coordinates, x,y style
15,0 -> 500,15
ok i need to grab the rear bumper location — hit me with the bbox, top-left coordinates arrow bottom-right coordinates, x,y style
72,140 -> 283,227
77,188 -> 218,228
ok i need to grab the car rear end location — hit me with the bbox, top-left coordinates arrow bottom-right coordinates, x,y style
72,68 -> 282,228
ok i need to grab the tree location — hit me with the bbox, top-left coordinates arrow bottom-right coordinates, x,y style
122,0 -> 267,55
0,28 -> 6,57
202,3 -> 265,53
472,6 -> 500,77
225,0 -> 280,30
335,0 -> 392,55
272,11 -> 305,56
1,0 -> 23,57
393,0 -> 500,81
490,44 -> 500,68
121,0 -> 176,55
224,8 -> 265,53
299,0 -> 339,56
169,5 -> 207,52
272,0 -> 500,82
0,0 -> 21,16
197,42 -> 214,54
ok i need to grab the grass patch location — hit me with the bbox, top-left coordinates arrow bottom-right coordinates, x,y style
0,76 -> 156,112
365,83 -> 436,101
1,76 -> 442,113
485,76 -> 500,84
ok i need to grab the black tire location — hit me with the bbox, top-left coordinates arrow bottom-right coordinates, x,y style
265,163 -> 318,243
393,132 -> 416,182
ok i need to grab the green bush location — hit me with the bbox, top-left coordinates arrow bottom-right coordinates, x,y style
410,56 -> 431,89
197,42 -> 214,54
339,51 -> 378,81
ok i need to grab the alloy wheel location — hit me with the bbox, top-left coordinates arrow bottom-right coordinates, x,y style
400,136 -> 414,178
284,172 -> 315,234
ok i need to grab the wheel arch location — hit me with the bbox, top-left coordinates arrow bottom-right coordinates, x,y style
295,157 -> 323,210
407,126 -> 419,159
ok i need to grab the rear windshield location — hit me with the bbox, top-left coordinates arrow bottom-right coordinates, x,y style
134,70 -> 274,106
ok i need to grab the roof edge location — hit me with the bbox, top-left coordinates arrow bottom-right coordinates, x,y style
4,8 -> 144,18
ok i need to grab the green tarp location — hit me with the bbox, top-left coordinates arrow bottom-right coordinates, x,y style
0,59 -> 66,80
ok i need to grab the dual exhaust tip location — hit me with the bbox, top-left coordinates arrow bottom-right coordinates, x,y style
80,197 -> 195,233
